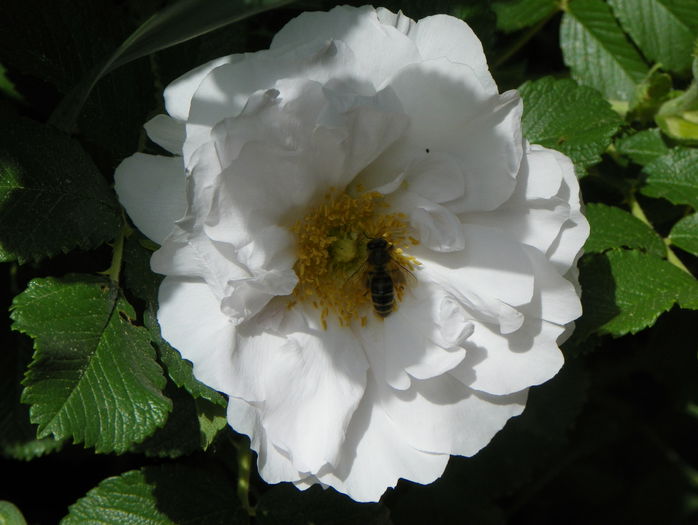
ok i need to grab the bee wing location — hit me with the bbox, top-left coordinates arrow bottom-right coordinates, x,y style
387,259 -> 417,287
343,261 -> 369,289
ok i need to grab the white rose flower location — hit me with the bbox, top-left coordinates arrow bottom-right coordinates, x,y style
115,5 -> 589,502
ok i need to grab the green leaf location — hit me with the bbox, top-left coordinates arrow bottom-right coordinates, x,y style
123,234 -> 162,303
0,64 -> 22,101
51,0 -> 294,133
145,307 -> 227,407
257,485 -> 390,525
0,115 -> 120,263
0,337 -> 63,460
519,76 -> 622,174
133,384 -> 226,458
670,213 -> 698,256
560,0 -> 649,101
493,0 -> 559,33
641,147 -> 698,209
607,0 -> 698,73
0,501 -> 27,525
575,250 -> 698,338
584,203 -> 666,257
196,398 -> 228,450
62,465 -> 246,524
615,128 -> 669,165
11,276 -> 171,453
133,384 -> 204,458
0,0 -> 154,159
628,68 -> 673,122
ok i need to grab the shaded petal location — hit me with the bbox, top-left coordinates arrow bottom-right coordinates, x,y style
543,148 -> 589,273
227,397 -> 304,484
227,306 -> 368,472
201,79 -> 407,247
357,282 -> 470,390
270,5 -> 420,89
462,145 -> 574,256
164,56 -> 235,121
418,224 -> 535,309
378,373 -> 527,456
315,379 -> 449,502
410,14 -> 497,93
157,277 -> 236,395
114,153 -> 186,244
522,244 -> 582,325
144,114 -> 186,154
384,59 -> 522,212
450,317 -> 565,396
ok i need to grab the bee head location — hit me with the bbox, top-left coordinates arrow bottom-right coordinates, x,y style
367,238 -> 389,250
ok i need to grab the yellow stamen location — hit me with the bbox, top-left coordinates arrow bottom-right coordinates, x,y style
290,189 -> 419,326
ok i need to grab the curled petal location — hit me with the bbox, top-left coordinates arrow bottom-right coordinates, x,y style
114,153 -> 186,244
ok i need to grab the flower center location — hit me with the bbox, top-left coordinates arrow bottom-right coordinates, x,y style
291,189 -> 419,328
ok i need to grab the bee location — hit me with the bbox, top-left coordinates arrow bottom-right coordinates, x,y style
364,237 -> 411,318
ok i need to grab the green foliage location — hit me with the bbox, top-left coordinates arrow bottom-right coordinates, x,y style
11,276 -> 172,453
0,338 -> 63,460
62,465 -> 246,524
641,147 -> 698,209
0,115 -> 120,263
576,250 -> 698,338
519,76 -> 622,174
0,0 -> 154,160
0,501 -> 27,525
2,0 -> 698,523
670,213 -> 698,256
607,0 -> 698,74
560,0 -> 649,101
584,203 -> 666,256
615,128 -> 669,165
492,0 -> 559,33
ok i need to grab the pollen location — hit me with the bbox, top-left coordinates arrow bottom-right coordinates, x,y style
291,189 -> 418,327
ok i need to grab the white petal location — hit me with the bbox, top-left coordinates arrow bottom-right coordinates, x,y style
357,283 -> 470,390
270,5 -> 420,89
201,79 -> 407,246
464,205 -> 570,257
378,374 -> 527,456
522,245 -> 582,325
410,14 -> 497,93
376,7 -> 416,35
385,60 -> 522,212
183,39 -> 375,166
392,191 -> 465,252
405,151 -> 465,204
451,316 -> 565,396
164,56 -> 235,121
227,307 -> 368,473
418,224 -> 535,309
157,277 -> 236,395
544,149 -> 589,273
114,153 -> 186,244
227,397 -> 304,484
316,379 -> 449,502
143,114 -> 186,154
520,144 -> 565,201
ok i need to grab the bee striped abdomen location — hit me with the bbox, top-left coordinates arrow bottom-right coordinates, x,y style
368,270 -> 395,317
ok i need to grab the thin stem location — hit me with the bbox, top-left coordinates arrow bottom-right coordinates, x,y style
630,196 -> 693,276
103,222 -> 127,284
494,10 -> 559,69
236,438 -> 256,517
665,239 -> 693,275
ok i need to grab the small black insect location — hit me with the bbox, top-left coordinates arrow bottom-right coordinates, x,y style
364,238 -> 410,317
